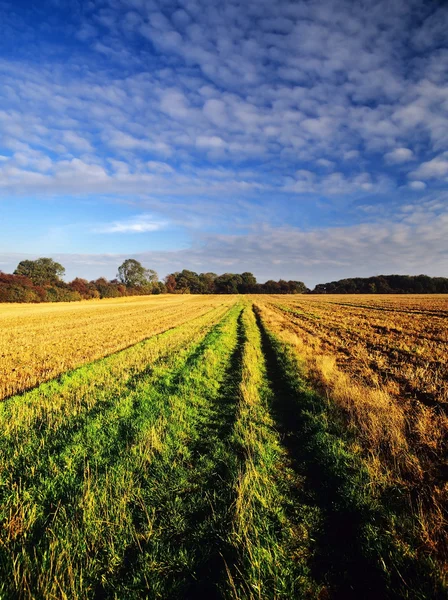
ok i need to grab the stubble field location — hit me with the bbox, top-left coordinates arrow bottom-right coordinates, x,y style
0,294 -> 446,599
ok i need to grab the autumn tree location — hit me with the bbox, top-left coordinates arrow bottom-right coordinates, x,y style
164,274 -> 177,293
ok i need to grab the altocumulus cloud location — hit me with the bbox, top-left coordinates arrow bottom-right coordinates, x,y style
0,0 -> 447,282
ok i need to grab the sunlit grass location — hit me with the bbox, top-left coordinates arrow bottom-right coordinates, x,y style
0,295 -> 446,598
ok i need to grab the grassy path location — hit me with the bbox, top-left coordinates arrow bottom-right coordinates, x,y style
226,303 -> 321,599
1,299 -> 445,599
254,304 -> 445,600
109,304 -> 245,599
253,306 -> 389,599
0,303 -> 238,598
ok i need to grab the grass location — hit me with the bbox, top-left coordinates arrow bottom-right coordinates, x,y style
0,302 -> 237,598
0,294 -> 235,400
256,295 -> 448,568
0,295 -> 446,598
228,302 -> 321,599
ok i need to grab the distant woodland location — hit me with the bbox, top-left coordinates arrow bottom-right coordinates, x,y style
313,274 -> 448,294
0,258 -> 447,302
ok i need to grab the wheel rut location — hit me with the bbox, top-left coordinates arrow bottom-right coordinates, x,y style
253,305 -> 390,600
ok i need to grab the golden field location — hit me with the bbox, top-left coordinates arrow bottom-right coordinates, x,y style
0,295 -> 234,401
254,294 -> 448,562
0,294 -> 447,598
255,294 -> 448,408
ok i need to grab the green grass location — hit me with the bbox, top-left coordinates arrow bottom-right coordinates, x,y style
254,306 -> 446,600
227,302 -> 321,599
0,302 -> 238,598
0,300 -> 445,599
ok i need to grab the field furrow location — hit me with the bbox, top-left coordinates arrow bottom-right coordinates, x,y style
254,296 -> 447,597
0,295 -> 234,400
0,302 -> 238,598
0,294 -> 446,599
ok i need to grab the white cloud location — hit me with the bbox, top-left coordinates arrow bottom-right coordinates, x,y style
0,0 -> 447,280
384,147 -> 414,164
285,170 -> 388,195
61,131 -> 93,152
93,214 -> 167,234
203,98 -> 228,127
159,89 -> 192,120
196,135 -> 226,149
2,201 -> 446,286
408,181 -> 427,191
147,161 -> 174,173
408,152 -> 448,180
316,158 -> 334,169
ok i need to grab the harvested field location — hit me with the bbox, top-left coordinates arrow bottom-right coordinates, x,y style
254,294 -> 448,580
255,294 -> 448,408
0,295 -> 234,400
0,295 -> 446,599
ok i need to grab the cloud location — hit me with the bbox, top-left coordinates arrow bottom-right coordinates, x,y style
0,0 -> 447,281
1,0 -> 447,204
408,152 -> 448,180
316,158 -> 335,169
60,131 -> 93,152
93,214 -> 167,234
284,170 -> 390,195
2,200 -> 446,286
408,181 -> 427,191
384,148 -> 414,164
147,161 -> 174,173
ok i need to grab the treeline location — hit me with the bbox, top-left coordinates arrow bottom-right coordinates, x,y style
0,258 -> 165,303
0,258 -> 307,303
312,274 -> 448,294
165,270 -> 307,294
2,258 -> 446,303
0,273 -> 167,303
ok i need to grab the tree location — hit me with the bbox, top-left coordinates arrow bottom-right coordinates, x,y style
117,259 -> 158,287
172,270 -> 202,293
214,273 -> 242,294
164,274 -> 177,293
239,272 -> 257,293
199,272 -> 217,293
287,280 -> 307,294
14,258 -> 65,285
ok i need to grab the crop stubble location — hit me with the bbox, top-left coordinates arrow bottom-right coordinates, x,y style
0,294 -> 446,599
0,295 -> 234,400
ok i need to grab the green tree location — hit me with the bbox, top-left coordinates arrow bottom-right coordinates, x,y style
214,273 -> 242,294
240,272 -> 257,293
14,258 -> 65,285
173,270 -> 202,293
117,259 -> 157,287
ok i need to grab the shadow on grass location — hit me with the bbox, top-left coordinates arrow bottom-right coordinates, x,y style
253,306 -> 391,600
100,309 -> 246,600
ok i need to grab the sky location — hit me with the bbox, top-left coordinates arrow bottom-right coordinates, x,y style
0,0 -> 447,287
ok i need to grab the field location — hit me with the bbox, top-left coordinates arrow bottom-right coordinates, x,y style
0,295 -> 446,599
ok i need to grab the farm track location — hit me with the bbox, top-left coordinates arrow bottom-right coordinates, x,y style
254,308 -> 388,599
0,297 -> 446,599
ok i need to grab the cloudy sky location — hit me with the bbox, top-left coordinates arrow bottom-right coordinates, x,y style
0,0 -> 447,286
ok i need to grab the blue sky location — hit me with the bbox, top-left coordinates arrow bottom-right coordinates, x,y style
0,0 -> 447,286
